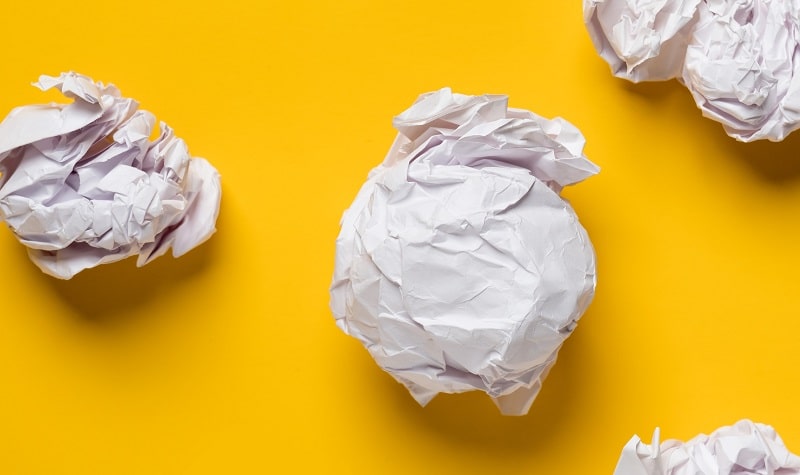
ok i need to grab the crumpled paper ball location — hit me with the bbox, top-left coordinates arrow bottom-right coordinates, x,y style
584,0 -> 701,82
330,88 -> 598,415
0,72 -> 221,279
614,420 -> 800,475
584,0 -> 800,141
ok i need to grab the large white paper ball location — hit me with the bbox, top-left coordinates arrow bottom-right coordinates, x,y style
330,89 -> 598,415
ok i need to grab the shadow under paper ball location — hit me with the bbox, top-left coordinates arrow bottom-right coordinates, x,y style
624,79 -> 800,185
39,200 -> 226,326
719,132 -> 800,185
622,77 -> 685,104
369,326 -> 592,459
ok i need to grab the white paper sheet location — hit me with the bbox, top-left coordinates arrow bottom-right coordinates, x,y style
0,72 -> 221,279
584,0 -> 800,142
330,88 -> 598,415
614,420 -> 800,475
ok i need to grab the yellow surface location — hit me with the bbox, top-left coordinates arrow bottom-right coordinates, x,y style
1,1 -> 800,473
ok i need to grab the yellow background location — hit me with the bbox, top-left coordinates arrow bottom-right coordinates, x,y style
1,1 -> 800,473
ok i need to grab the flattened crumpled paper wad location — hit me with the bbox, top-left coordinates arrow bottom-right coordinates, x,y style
330,88 -> 598,415
0,72 -> 221,279
584,0 -> 800,142
614,420 -> 800,475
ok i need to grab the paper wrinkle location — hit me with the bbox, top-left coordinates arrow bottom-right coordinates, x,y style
614,420 -> 800,475
585,0 -> 800,141
0,72 -> 221,279
330,88 -> 597,415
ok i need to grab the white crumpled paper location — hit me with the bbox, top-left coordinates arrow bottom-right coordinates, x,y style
614,420 -> 800,475
330,88 -> 598,415
0,72 -> 221,279
584,0 -> 800,141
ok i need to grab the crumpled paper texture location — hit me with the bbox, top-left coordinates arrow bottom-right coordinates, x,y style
584,0 -> 800,141
614,420 -> 800,475
0,72 -> 221,279
330,88 -> 598,415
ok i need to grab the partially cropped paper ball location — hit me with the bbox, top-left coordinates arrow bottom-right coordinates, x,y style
0,72 -> 221,279
614,420 -> 800,475
584,0 -> 800,142
330,88 -> 598,415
